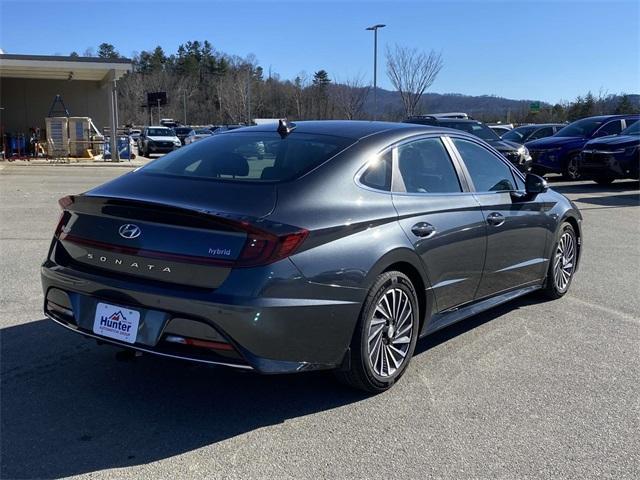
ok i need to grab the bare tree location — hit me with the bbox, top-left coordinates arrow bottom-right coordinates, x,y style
386,44 -> 443,118
217,56 -> 257,123
331,74 -> 371,120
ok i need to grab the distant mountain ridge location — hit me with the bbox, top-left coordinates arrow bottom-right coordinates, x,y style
364,88 -> 640,121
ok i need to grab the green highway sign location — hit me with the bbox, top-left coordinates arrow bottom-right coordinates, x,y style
530,101 -> 541,113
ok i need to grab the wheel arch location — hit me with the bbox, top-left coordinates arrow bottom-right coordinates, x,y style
365,248 -> 433,333
558,211 -> 583,271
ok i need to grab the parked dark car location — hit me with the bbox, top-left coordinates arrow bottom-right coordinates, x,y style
579,120 -> 640,184
502,124 -> 565,144
42,120 -> 582,392
173,126 -> 194,146
488,124 -> 513,137
138,126 -> 181,157
404,116 -> 532,172
525,115 -> 639,180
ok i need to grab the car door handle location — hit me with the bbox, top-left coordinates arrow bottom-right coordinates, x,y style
411,222 -> 436,238
486,212 -> 505,226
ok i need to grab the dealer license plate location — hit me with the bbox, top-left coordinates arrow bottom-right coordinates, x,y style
93,302 -> 140,344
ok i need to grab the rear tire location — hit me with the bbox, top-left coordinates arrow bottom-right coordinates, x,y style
542,222 -> 577,300
335,271 -> 419,393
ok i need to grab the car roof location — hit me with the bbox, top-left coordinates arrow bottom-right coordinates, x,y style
580,114 -> 639,121
516,123 -> 565,128
229,120 -> 442,140
413,117 -> 481,124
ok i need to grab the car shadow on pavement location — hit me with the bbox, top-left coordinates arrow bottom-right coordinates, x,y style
0,319 -> 368,479
550,179 -> 639,196
1,296 -> 544,479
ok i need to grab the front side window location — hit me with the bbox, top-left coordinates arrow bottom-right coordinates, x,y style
452,138 -> 516,192
396,138 -> 461,193
556,118 -> 605,138
142,132 -> 353,182
595,120 -> 623,137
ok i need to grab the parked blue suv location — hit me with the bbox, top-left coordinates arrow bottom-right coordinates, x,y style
579,120 -> 640,184
526,115 -> 639,180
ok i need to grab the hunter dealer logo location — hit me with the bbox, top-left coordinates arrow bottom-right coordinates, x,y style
86,252 -> 172,273
118,224 -> 142,239
99,310 -> 133,333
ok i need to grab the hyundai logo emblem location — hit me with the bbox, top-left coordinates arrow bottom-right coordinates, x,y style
118,224 -> 142,239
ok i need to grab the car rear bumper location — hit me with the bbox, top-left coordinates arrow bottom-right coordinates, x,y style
41,262 -> 363,374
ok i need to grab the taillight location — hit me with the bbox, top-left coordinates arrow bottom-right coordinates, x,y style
54,195 -> 74,237
237,227 -> 308,267
58,195 -> 74,210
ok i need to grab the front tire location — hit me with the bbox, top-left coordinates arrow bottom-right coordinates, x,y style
336,271 -> 419,393
542,222 -> 578,299
562,155 -> 582,181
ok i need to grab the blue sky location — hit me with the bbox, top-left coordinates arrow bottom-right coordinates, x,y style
0,0 -> 638,103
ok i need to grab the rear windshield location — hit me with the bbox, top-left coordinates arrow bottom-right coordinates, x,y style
502,126 -> 536,142
142,131 -> 354,182
440,121 -> 500,142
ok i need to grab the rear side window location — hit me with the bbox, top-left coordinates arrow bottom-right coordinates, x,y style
452,138 -> 516,192
530,127 -> 553,140
360,150 -> 392,191
397,138 -> 462,193
142,132 -> 353,182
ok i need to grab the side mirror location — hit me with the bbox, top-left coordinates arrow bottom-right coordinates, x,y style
525,173 -> 548,195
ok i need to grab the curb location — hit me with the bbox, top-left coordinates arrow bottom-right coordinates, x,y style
0,161 -> 146,168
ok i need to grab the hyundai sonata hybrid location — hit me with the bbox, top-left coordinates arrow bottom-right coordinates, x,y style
42,120 -> 582,392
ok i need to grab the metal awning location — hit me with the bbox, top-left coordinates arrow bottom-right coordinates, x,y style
0,54 -> 132,81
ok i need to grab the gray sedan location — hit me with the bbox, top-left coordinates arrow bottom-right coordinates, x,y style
184,128 -> 213,145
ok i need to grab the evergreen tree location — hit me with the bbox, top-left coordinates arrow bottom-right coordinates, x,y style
312,70 -> 331,118
614,95 -> 636,114
97,43 -> 120,59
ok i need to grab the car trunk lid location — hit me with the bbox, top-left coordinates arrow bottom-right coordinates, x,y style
54,176 -> 279,288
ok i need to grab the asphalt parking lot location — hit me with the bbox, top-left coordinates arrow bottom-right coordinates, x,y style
1,165 -> 638,479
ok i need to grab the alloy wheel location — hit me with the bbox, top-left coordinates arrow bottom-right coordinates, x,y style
367,287 -> 414,378
553,231 -> 576,292
567,156 -> 581,180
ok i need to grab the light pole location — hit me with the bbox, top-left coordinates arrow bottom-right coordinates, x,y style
366,23 -> 385,120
